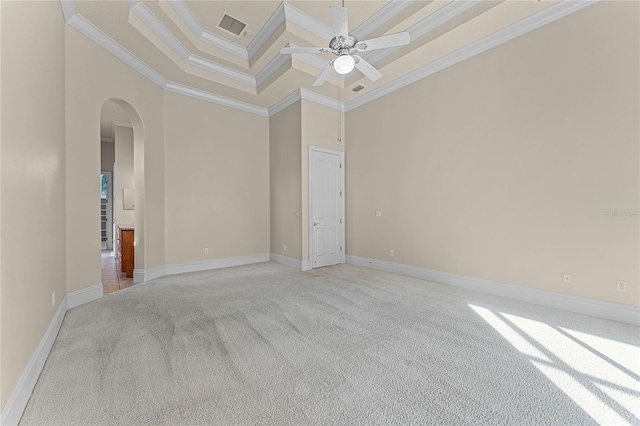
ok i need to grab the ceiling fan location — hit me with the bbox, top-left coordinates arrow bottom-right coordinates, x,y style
280,6 -> 410,86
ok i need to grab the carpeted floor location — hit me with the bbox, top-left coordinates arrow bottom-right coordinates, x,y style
20,263 -> 640,425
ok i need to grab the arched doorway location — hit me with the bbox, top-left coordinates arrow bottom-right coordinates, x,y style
99,98 -> 145,293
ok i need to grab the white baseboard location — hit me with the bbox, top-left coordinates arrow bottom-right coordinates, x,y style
67,283 -> 103,309
301,260 -> 311,271
346,255 -> 640,326
0,295 -> 68,426
270,253 -> 303,270
133,254 -> 271,282
133,265 -> 164,283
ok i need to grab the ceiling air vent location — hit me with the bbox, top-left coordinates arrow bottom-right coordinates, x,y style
352,85 -> 365,92
218,14 -> 247,36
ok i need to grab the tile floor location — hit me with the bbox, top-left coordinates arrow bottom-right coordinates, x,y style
101,250 -> 134,294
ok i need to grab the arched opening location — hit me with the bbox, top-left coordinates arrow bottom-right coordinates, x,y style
99,98 -> 145,293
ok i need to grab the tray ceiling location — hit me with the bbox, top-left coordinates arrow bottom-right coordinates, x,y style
64,0 -> 597,115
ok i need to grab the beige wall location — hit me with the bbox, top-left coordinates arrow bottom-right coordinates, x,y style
270,102 -> 302,259
345,2 -> 639,306
100,141 -> 114,172
114,125 -> 134,226
301,100 -> 344,262
0,1 -> 66,409
163,91 -> 270,263
65,26 -> 166,291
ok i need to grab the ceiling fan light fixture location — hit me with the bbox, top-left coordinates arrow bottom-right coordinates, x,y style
334,54 -> 355,74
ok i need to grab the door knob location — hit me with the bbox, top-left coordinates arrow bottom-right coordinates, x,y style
313,222 -> 320,226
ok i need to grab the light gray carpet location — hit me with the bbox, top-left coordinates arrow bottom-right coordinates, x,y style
20,263 -> 640,425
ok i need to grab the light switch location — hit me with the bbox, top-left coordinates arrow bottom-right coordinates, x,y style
375,210 -> 382,217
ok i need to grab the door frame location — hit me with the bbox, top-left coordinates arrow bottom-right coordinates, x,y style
308,145 -> 345,269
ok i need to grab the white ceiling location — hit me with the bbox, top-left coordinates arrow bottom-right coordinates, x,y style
66,0 -> 597,116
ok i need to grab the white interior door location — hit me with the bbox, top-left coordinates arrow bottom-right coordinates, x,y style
310,147 -> 344,268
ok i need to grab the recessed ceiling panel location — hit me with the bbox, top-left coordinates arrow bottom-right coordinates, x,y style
183,1 -> 281,47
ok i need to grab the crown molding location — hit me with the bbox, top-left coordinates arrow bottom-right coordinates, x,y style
60,0 -> 76,21
64,4 -> 270,116
165,82 -> 269,116
300,88 -> 345,112
65,13 -> 168,88
247,2 -> 286,59
351,0 -> 414,41
283,2 -> 334,42
188,54 -> 256,87
130,1 -> 331,92
166,0 -> 249,60
63,0 -> 596,119
256,52 -> 290,87
346,0 -> 597,111
365,0 -> 482,65
131,0 -> 257,89
164,0 -> 410,65
130,0 -> 190,60
267,89 -> 301,116
267,88 -> 346,117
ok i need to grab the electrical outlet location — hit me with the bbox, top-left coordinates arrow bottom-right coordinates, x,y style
617,280 -> 627,292
283,244 -> 287,251
52,292 -> 55,306
563,273 -> 573,284
204,248 -> 209,255
389,249 -> 394,257
375,210 -> 382,217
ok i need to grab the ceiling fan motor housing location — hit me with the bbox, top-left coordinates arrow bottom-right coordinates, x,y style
330,35 -> 358,54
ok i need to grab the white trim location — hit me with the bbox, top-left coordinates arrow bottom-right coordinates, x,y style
283,2 -> 334,43
67,283 -> 103,309
301,260 -> 311,271
346,256 -> 640,326
0,296 -> 68,426
247,2 -> 286,59
165,0 -> 204,39
167,0 -> 248,60
270,253 -> 304,270
365,0 -> 482,65
101,136 -> 114,143
351,0 -> 414,40
187,54 -> 256,87
133,264 -> 165,283
267,89 -> 301,116
130,1 -> 257,87
132,254 -> 270,282
301,88 -> 345,112
65,13 -> 167,88
164,254 -> 270,276
165,82 -> 269,116
256,52 -> 290,87
60,0 -> 76,21
64,0 -> 596,118
308,146 -> 345,269
130,0 -> 190,60
267,88 -> 345,117
64,7 -> 269,116
346,0 -> 597,111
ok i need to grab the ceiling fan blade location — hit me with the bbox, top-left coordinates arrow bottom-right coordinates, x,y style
313,61 -> 335,86
355,32 -> 410,52
354,55 -> 382,82
330,6 -> 349,38
280,46 -> 333,55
